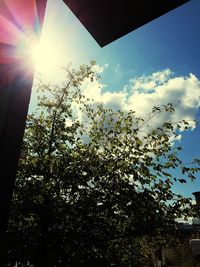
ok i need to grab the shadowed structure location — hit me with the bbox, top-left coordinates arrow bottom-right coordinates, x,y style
64,0 -> 190,47
0,0 -> 47,256
193,192 -> 200,208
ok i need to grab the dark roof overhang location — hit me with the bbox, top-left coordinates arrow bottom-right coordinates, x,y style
64,0 -> 190,47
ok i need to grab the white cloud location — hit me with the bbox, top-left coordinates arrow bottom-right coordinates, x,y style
79,67 -> 200,135
115,63 -> 121,74
92,64 -> 104,74
81,77 -> 105,101
92,63 -> 109,74
126,72 -> 200,130
101,91 -> 127,110
130,69 -> 172,91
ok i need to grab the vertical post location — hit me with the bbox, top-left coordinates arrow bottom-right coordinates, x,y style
0,0 -> 47,259
0,63 -> 34,243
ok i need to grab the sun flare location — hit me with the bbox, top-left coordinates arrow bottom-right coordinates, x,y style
30,40 -> 60,76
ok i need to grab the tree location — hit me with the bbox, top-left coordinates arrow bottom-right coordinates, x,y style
2,62 -> 200,266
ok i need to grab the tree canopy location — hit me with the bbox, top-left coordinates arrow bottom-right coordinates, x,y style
2,62 -> 200,267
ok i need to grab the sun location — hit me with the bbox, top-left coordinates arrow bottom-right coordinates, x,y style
30,39 -> 61,77
15,32 -> 62,80
15,27 -> 67,82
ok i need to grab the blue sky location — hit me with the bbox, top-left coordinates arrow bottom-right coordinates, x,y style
31,0 -> 200,198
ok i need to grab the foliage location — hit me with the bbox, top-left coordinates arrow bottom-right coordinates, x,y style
3,62 -> 200,266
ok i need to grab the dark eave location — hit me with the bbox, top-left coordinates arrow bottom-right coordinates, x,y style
64,0 -> 190,47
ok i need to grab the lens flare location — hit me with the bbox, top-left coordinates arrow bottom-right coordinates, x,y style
0,0 -> 46,65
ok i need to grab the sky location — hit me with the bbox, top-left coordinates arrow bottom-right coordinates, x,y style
30,0 -> 200,198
